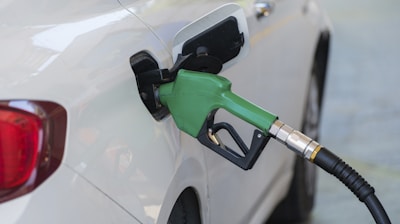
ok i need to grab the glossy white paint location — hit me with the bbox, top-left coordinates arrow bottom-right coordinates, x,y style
0,166 -> 140,223
0,0 -> 330,223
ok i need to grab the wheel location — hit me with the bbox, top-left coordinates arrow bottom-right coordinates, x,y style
267,61 -> 323,223
168,189 -> 201,224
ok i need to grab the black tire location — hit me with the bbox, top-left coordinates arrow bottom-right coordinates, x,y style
168,188 -> 201,224
267,60 -> 323,223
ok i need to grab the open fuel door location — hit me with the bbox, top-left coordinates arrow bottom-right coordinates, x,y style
171,3 -> 249,73
132,3 -> 250,120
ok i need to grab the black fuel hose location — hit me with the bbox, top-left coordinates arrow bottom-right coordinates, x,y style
270,120 -> 391,223
313,147 -> 391,224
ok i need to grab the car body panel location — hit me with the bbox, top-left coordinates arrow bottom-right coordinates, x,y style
0,165 -> 140,223
0,0 -> 330,223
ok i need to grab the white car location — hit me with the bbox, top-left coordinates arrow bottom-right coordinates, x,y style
0,0 -> 330,223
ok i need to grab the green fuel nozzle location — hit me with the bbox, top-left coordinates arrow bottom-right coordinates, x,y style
157,69 -> 324,168
158,69 -> 277,169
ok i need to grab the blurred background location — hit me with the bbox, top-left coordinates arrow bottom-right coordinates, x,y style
310,0 -> 400,223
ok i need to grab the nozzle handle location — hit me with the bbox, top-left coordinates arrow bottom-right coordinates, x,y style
159,70 -> 278,138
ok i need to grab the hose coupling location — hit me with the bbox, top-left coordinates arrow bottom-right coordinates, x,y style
268,120 -> 321,161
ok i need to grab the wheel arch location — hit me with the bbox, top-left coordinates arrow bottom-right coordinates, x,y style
157,155 -> 207,224
167,187 -> 202,224
314,30 -> 331,107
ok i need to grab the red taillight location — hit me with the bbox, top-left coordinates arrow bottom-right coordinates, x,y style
0,109 -> 42,189
0,101 -> 67,203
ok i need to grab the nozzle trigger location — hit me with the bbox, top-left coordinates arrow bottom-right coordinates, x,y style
197,113 -> 270,170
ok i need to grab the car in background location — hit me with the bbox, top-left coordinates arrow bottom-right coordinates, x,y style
0,0 -> 330,223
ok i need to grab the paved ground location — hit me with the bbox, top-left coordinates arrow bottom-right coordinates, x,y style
308,0 -> 400,223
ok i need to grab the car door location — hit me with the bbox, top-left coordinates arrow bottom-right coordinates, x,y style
119,0 -> 322,223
